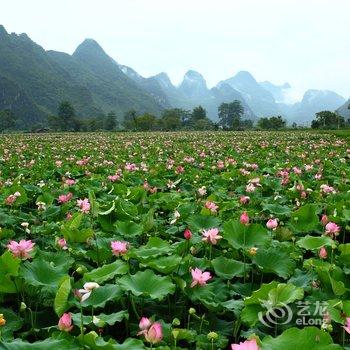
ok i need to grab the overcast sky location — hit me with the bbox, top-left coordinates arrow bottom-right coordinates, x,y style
1,0 -> 349,101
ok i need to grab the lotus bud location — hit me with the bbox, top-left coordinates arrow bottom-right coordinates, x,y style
207,331 -> 218,340
189,308 -> 196,315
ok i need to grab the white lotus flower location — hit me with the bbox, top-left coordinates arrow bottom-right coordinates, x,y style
78,282 -> 100,302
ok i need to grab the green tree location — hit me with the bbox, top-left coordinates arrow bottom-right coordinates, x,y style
58,101 -> 76,131
123,109 -> 137,130
191,106 -> 207,121
257,116 -> 286,130
161,109 -> 182,130
311,111 -> 344,129
218,100 -> 244,129
135,113 -> 157,131
105,111 -> 118,131
0,109 -> 16,132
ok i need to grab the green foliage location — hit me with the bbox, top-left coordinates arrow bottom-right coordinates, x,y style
218,100 -> 244,129
257,116 -> 286,130
311,110 -> 345,129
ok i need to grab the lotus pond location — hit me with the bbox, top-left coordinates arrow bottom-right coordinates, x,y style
0,131 -> 349,349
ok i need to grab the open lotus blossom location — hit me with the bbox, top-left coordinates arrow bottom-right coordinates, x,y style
137,317 -> 163,344
231,339 -> 260,350
78,282 -> 100,302
111,240 -> 128,256
266,218 -> 278,230
7,240 -> 35,259
205,201 -> 218,213
5,191 -> 21,205
58,313 -> 73,332
58,192 -> 73,204
325,222 -> 340,237
198,186 -> 207,196
77,198 -> 90,213
240,211 -> 250,225
190,268 -> 212,287
65,179 -> 76,186
344,317 -> 350,334
202,228 -> 222,245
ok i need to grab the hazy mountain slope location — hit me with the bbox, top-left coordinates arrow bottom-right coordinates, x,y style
219,71 -> 280,117
0,75 -> 46,126
284,89 -> 346,124
259,81 -> 291,103
336,99 -> 350,119
0,25 -> 101,120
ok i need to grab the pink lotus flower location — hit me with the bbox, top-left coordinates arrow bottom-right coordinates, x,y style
65,179 -> 76,186
55,160 -> 62,167
184,228 -> 192,240
231,339 -> 259,350
344,317 -> 350,334
58,192 -> 73,204
139,317 -> 152,331
202,228 -> 222,245
5,192 -> 21,205
325,222 -> 340,237
266,218 -> 278,230
111,241 -> 128,256
145,322 -> 163,344
138,317 -> 163,344
190,268 -> 212,288
240,196 -> 250,204
108,174 -> 120,182
205,201 -> 218,213
320,184 -> 336,194
319,247 -> 327,259
240,211 -> 250,225
57,238 -> 68,250
7,240 -> 35,259
58,313 -> 73,332
77,198 -> 90,213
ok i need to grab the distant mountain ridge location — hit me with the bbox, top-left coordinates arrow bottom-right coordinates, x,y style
0,24 -> 347,127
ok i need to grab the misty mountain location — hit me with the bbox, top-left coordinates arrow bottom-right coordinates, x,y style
259,81 -> 291,103
0,25 -> 164,127
126,68 -> 257,120
218,71 -> 280,117
280,89 -> 346,124
336,99 -> 350,119
0,24 -> 347,127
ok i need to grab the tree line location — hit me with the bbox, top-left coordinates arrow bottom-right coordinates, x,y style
1,100 -> 349,132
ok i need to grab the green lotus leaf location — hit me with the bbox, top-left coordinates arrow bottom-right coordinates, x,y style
129,237 -> 172,261
54,275 -> 71,316
0,251 -> 21,293
115,220 -> 143,237
118,269 -> 175,300
80,284 -> 124,308
84,260 -> 129,284
297,235 -> 335,250
143,255 -> 182,274
291,204 -> 320,233
253,247 -> 295,278
211,256 -> 247,279
261,327 -> 342,349
223,221 -> 270,250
